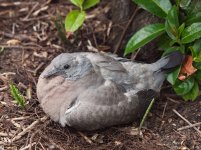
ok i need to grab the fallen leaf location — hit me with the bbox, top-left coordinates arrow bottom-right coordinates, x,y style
178,55 -> 197,80
6,39 -> 21,45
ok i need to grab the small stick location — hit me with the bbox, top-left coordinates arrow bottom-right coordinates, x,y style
113,7 -> 140,54
161,102 -> 168,119
0,132 -> 13,137
173,109 -> 201,136
33,62 -> 45,75
0,86 -> 8,91
11,116 -> 47,142
177,122 -> 201,131
23,2 -> 39,20
41,134 -> 65,150
0,45 -> 38,50
131,48 -> 141,61
78,131 -> 93,144
9,116 -> 30,121
166,97 -> 180,104
20,142 -> 36,150
10,120 -> 23,128
39,142 -> 46,150
20,15 -> 50,22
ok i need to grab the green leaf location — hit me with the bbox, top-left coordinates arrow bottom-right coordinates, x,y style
167,67 -> 181,85
178,23 -> 185,37
190,39 -> 201,62
195,70 -> 201,81
173,77 -> 195,96
186,0 -> 201,15
181,23 -> 201,43
182,81 -> 199,101
124,23 -> 165,55
65,10 -> 86,32
158,34 -> 172,50
83,0 -> 100,10
165,6 -> 179,40
9,83 -> 26,108
132,0 -> 172,18
162,47 -> 180,56
180,0 -> 191,9
185,12 -> 201,26
70,0 -> 84,9
193,62 -> 201,70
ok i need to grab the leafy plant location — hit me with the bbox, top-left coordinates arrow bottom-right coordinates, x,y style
124,0 -> 201,101
10,83 -> 26,108
65,0 -> 100,36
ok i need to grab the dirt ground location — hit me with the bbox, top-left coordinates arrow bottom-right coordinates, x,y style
0,0 -> 201,150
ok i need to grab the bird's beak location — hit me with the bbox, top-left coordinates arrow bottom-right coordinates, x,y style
41,67 -> 58,78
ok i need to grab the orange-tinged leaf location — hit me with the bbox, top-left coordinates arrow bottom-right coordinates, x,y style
178,55 -> 197,80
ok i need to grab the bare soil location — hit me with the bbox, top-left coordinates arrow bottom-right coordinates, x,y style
0,0 -> 201,149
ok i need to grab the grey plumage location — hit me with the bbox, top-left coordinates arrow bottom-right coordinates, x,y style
37,52 -> 183,130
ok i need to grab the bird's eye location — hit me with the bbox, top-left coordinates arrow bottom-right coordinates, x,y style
63,64 -> 70,69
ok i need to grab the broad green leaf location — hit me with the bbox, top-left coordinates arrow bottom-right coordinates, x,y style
83,0 -> 100,10
167,6 -> 179,28
195,70 -> 201,81
167,67 -> 181,85
185,12 -> 201,26
70,0 -> 84,9
173,77 -> 195,95
181,23 -> 201,43
178,23 -> 185,37
165,21 -> 176,40
65,10 -> 86,32
165,6 -> 179,40
186,0 -> 201,15
190,39 -> 201,62
182,81 -> 199,101
132,0 -> 172,18
158,34 -> 172,50
124,23 -> 165,55
180,0 -> 191,9
193,62 -> 201,70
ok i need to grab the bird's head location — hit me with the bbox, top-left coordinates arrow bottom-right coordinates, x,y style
41,53 -> 93,80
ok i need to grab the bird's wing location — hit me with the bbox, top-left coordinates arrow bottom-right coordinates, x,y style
85,53 -> 127,72
63,79 -> 140,130
83,52 -> 135,85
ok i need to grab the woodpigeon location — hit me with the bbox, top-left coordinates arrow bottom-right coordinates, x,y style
37,52 -> 183,130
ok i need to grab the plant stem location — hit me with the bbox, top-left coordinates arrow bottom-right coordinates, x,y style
139,98 -> 155,132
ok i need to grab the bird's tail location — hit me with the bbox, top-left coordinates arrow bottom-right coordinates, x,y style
151,51 -> 184,71
150,51 -> 184,91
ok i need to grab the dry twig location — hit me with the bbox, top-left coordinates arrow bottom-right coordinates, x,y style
173,109 -> 201,136
78,131 -> 93,144
20,142 -> 36,150
113,7 -> 140,54
177,122 -> 201,131
11,116 -> 47,142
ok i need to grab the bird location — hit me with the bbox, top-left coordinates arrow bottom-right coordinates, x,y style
37,51 -> 184,131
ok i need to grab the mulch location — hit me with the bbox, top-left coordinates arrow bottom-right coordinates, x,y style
0,0 -> 201,149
